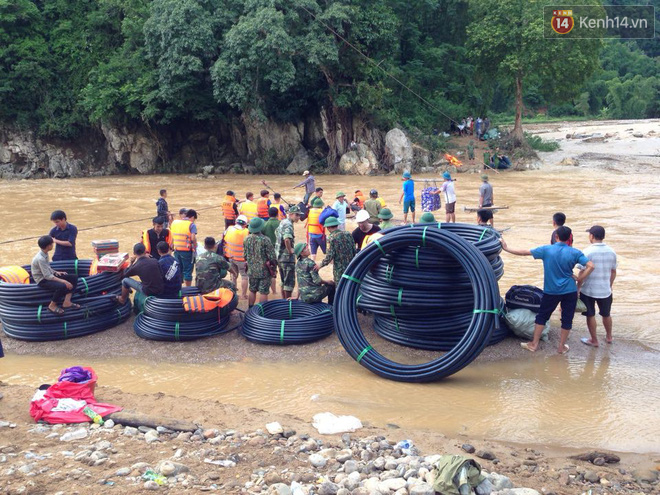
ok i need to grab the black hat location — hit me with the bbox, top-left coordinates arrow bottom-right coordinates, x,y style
586,225 -> 605,239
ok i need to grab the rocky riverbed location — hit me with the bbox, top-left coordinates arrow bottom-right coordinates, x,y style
1,384 -> 658,495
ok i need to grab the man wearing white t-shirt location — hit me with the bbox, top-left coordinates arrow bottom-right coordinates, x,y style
440,171 -> 456,222
578,225 -> 618,346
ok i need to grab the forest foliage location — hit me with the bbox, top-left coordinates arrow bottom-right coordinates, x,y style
0,0 -> 657,140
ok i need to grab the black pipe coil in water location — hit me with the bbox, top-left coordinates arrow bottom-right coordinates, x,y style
334,226 -> 500,382
242,299 -> 334,345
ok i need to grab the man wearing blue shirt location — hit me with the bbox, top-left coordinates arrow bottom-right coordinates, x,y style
49,210 -> 78,261
501,226 -> 595,354
398,171 -> 416,224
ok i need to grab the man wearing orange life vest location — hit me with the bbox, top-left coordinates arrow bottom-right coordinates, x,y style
305,197 -> 326,261
171,209 -> 197,287
272,193 -> 287,220
351,190 -> 365,212
222,191 -> 239,229
256,190 -> 271,220
238,192 -> 258,222
223,215 -> 249,299
142,217 -> 173,260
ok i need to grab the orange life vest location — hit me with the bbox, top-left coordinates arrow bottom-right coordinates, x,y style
307,208 -> 324,236
142,229 -> 173,255
0,266 -> 30,284
222,195 -> 237,221
239,201 -> 258,222
354,191 -> 365,208
223,226 -> 248,262
257,197 -> 270,219
362,232 -> 384,250
183,288 -> 235,312
273,202 -> 286,221
89,259 -> 98,276
171,219 -> 193,252
202,288 -> 235,308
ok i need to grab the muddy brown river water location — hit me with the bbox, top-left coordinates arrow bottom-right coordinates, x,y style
1,121 -> 659,454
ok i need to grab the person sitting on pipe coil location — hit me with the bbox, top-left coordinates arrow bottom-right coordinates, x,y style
31,235 -> 80,315
195,237 -> 234,294
114,243 -> 163,305
294,242 -> 335,304
157,241 -> 182,299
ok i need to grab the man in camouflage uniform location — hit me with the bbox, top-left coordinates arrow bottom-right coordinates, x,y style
318,216 -> 355,284
275,205 -> 301,299
195,236 -> 235,294
295,242 -> 335,304
244,218 -> 276,307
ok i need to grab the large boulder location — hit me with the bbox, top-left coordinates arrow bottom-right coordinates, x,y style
286,148 -> 314,175
338,144 -> 379,175
101,124 -> 160,174
385,128 -> 413,173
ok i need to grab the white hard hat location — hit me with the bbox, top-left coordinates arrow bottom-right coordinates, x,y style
355,210 -> 370,223
236,215 -> 248,225
302,170 -> 309,175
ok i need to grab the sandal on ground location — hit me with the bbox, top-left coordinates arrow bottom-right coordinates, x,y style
47,307 -> 65,315
558,344 -> 570,354
62,303 -> 81,310
580,337 -> 599,348
520,342 -> 536,352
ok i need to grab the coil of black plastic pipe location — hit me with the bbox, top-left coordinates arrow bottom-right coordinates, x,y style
242,300 -> 334,345
2,300 -> 131,341
134,312 -> 235,341
0,293 -> 120,325
0,260 -> 122,305
142,293 -> 239,322
334,225 -> 500,382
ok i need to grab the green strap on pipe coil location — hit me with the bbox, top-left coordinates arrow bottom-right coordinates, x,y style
437,222 -> 442,229
81,277 -> 89,295
116,308 -> 122,322
356,294 -> 362,306
342,274 -> 362,284
288,299 -> 292,319
254,303 -> 264,316
356,345 -> 372,363
63,321 -> 67,339
394,315 -> 400,332
74,259 -> 79,276
473,309 -> 500,314
280,320 -> 285,343
174,322 -> 180,341
478,228 -> 488,241
390,304 -> 396,317
372,239 -> 386,255
37,305 -> 42,324
397,287 -> 403,306
422,226 -> 428,247
415,248 -> 420,270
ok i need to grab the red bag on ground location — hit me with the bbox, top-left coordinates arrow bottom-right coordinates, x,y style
29,366 -> 122,424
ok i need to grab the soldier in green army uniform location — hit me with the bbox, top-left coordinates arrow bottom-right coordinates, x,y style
295,242 -> 335,304
275,205 -> 302,299
317,216 -> 355,284
243,218 -> 276,307
377,208 -> 396,230
195,236 -> 235,293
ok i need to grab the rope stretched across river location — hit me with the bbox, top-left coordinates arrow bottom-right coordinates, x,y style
0,205 -> 222,246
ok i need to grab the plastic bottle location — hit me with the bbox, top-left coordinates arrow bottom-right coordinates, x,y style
59,428 -> 88,442
82,406 -> 104,425
142,470 -> 167,485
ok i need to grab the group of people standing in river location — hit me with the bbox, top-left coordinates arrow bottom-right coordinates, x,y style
30,168 -> 618,352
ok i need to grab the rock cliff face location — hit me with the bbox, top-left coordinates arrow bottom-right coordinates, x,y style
0,112 -> 413,179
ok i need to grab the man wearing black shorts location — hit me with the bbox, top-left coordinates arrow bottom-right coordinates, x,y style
501,226 -> 595,354
578,225 -> 617,346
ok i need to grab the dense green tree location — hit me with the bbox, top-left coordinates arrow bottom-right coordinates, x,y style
467,0 -> 601,144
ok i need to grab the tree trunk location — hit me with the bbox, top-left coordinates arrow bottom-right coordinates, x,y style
512,72 -> 524,146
